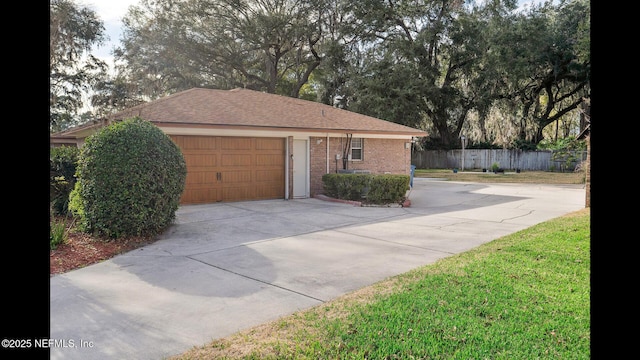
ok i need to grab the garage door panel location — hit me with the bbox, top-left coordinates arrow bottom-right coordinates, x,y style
256,169 -> 283,182
172,135 -> 285,204
180,188 -> 221,204
174,136 -> 218,150
222,170 -> 252,183
221,137 -> 252,150
256,185 -> 284,199
222,187 -> 254,202
184,173 -> 202,186
185,171 -> 219,185
256,138 -> 284,150
221,154 -> 252,166
184,154 -> 217,167
256,154 -> 284,166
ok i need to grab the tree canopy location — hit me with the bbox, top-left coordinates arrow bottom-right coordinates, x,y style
54,0 -> 590,149
50,0 -> 108,132
486,0 -> 590,146
110,0 -> 334,102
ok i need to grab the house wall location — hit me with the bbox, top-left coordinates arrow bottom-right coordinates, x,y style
53,129 -> 415,201
309,136 -> 412,196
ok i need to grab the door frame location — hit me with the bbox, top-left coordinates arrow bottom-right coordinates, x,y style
292,139 -> 309,198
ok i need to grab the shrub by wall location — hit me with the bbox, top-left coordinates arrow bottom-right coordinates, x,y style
322,174 -> 371,201
71,117 -> 187,239
366,174 -> 410,204
322,173 -> 409,204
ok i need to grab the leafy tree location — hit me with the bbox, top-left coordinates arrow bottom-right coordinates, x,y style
307,0 -> 358,106
332,0 -> 519,148
112,0 -> 334,102
90,74 -> 147,119
50,0 -> 108,132
488,0 -> 590,145
87,0 -> 588,151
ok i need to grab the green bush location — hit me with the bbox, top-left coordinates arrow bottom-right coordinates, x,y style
68,181 -> 86,231
50,217 -> 68,250
50,146 -> 80,216
73,117 -> 187,239
322,173 -> 409,204
322,174 -> 372,200
365,175 -> 410,204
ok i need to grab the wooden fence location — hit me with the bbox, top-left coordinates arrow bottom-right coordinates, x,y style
411,149 -> 587,172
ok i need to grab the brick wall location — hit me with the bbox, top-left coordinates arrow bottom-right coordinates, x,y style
309,136 -> 412,196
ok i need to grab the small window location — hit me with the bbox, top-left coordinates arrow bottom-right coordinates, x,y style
350,138 -> 363,161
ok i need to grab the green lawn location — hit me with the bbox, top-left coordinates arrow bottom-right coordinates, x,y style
171,208 -> 590,359
414,169 -> 586,185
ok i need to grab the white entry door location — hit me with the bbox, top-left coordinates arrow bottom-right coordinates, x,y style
293,139 -> 308,198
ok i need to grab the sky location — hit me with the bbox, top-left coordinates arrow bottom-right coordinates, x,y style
80,0 -> 546,72
78,0 -> 135,68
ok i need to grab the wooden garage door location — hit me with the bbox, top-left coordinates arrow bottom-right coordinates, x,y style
171,135 -> 285,204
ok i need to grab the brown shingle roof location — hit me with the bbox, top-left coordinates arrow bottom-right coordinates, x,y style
109,88 -> 426,136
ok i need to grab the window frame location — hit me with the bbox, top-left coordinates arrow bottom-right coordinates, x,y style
350,138 -> 363,161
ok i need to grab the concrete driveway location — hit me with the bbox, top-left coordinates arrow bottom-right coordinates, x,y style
50,178 -> 586,359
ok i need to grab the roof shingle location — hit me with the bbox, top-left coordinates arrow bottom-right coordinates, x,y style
110,88 -> 427,136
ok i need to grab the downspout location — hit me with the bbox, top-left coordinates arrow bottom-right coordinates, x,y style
342,133 -> 352,170
326,134 -> 330,174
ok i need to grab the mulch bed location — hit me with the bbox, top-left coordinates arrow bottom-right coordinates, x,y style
50,229 -> 155,276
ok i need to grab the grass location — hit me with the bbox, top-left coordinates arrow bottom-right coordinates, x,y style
414,169 -> 586,185
50,217 -> 69,250
313,210 -> 590,359
170,198 -> 590,358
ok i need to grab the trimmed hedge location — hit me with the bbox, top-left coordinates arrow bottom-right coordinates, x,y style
367,174 -> 410,204
70,117 -> 187,239
322,174 -> 371,201
322,173 -> 410,204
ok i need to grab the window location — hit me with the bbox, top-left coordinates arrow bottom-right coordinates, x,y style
350,138 -> 363,160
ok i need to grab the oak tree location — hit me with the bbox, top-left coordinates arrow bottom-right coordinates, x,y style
50,0 -> 108,132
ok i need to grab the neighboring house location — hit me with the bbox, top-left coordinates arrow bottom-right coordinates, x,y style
50,88 -> 427,205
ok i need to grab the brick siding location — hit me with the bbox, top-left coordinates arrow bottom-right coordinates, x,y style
308,136 -> 412,196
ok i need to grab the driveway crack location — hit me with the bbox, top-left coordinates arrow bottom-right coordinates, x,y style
187,256 -> 326,303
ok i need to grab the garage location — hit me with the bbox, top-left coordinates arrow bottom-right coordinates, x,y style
51,88 -> 427,205
171,135 -> 285,204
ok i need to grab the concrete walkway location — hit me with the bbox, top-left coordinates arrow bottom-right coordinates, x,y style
50,179 -> 586,359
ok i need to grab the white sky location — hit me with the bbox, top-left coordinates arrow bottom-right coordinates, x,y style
78,0 -> 138,66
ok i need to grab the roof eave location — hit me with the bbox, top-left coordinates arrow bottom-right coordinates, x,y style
151,121 -> 428,137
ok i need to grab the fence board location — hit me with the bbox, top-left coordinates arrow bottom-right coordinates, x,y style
411,149 -> 586,171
